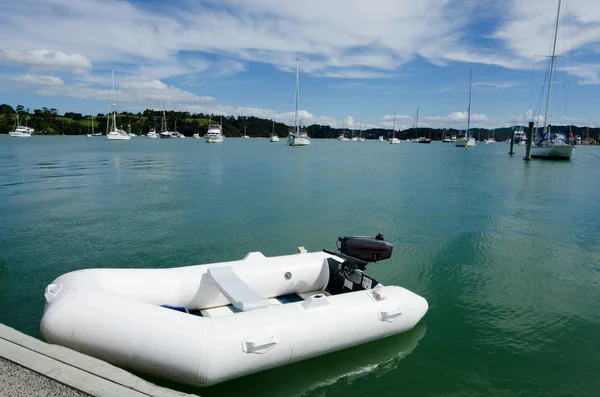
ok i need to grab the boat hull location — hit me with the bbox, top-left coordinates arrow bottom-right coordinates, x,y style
531,145 -> 574,159
270,136 -> 280,142
390,138 -> 401,144
455,138 -> 476,147
288,137 -> 310,146
9,131 -> 31,137
205,136 -> 224,143
107,133 -> 131,140
40,251 -> 427,387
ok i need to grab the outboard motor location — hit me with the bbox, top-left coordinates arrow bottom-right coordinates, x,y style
338,234 -> 393,264
323,234 -> 394,295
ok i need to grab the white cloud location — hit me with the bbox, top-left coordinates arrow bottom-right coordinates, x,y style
0,0 -> 599,85
12,74 -> 64,85
492,0 -> 600,60
214,60 -> 246,77
0,49 -> 91,73
439,81 -> 518,92
523,109 -> 545,125
419,111 -> 489,129
0,0 -> 466,78
379,114 -> 413,130
15,73 -> 214,109
561,64 -> 600,85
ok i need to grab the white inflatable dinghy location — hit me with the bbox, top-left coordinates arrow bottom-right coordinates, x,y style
40,235 -> 428,387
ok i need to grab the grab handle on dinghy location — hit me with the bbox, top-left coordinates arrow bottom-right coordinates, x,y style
44,283 -> 62,303
378,304 -> 402,322
207,266 -> 270,311
242,333 -> 278,354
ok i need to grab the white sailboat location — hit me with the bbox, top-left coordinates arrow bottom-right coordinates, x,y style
86,117 -> 101,137
390,113 -> 400,144
106,70 -> 130,141
288,59 -> 310,147
193,129 -> 200,139
442,128 -> 452,143
456,64 -> 476,148
241,125 -> 250,139
338,122 -> 350,141
357,121 -> 366,142
270,115 -> 279,142
531,0 -> 574,160
485,129 -> 496,144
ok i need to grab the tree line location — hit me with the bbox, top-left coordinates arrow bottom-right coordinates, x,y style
1,104 -> 598,142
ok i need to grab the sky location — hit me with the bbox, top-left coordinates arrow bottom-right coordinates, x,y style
1,0 -> 599,130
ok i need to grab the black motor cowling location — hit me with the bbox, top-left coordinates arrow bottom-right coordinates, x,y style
338,234 -> 393,263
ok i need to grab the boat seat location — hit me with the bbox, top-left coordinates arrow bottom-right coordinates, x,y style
207,266 -> 270,311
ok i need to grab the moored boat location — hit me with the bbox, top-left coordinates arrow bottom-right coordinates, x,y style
530,0 -> 574,160
455,64 -> 475,148
205,124 -> 224,143
40,235 -> 427,387
287,59 -> 310,147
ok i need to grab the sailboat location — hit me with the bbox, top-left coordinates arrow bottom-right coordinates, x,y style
193,129 -> 200,139
270,114 -> 279,142
159,104 -> 177,138
442,128 -> 452,142
455,64 -> 476,148
86,117 -> 101,137
415,110 -> 430,143
241,125 -> 250,138
531,0 -> 574,159
106,70 -> 130,140
357,120 -> 366,142
390,113 -> 400,144
287,59 -> 310,147
338,122 -> 350,141
485,129 -> 496,144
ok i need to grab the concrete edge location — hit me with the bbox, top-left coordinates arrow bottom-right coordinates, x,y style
0,324 -> 198,397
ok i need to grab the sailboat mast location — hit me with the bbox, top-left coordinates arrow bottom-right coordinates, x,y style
392,112 -> 396,138
111,69 -> 117,132
543,0 -> 561,137
294,58 -> 300,136
467,63 -> 472,138
162,103 -> 167,133
416,108 -> 419,136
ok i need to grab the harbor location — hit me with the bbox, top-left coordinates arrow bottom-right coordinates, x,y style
2,0 -> 600,395
1,136 -> 600,396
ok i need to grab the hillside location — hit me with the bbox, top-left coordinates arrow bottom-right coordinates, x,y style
1,104 -> 598,142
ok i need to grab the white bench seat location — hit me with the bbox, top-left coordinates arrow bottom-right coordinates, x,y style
207,266 -> 270,311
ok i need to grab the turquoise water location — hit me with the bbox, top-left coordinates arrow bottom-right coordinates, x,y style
1,136 -> 600,396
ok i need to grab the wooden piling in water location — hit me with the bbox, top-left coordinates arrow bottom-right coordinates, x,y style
509,128 -> 515,155
524,121 -> 534,161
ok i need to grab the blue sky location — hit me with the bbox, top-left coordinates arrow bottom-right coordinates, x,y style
0,0 -> 599,130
